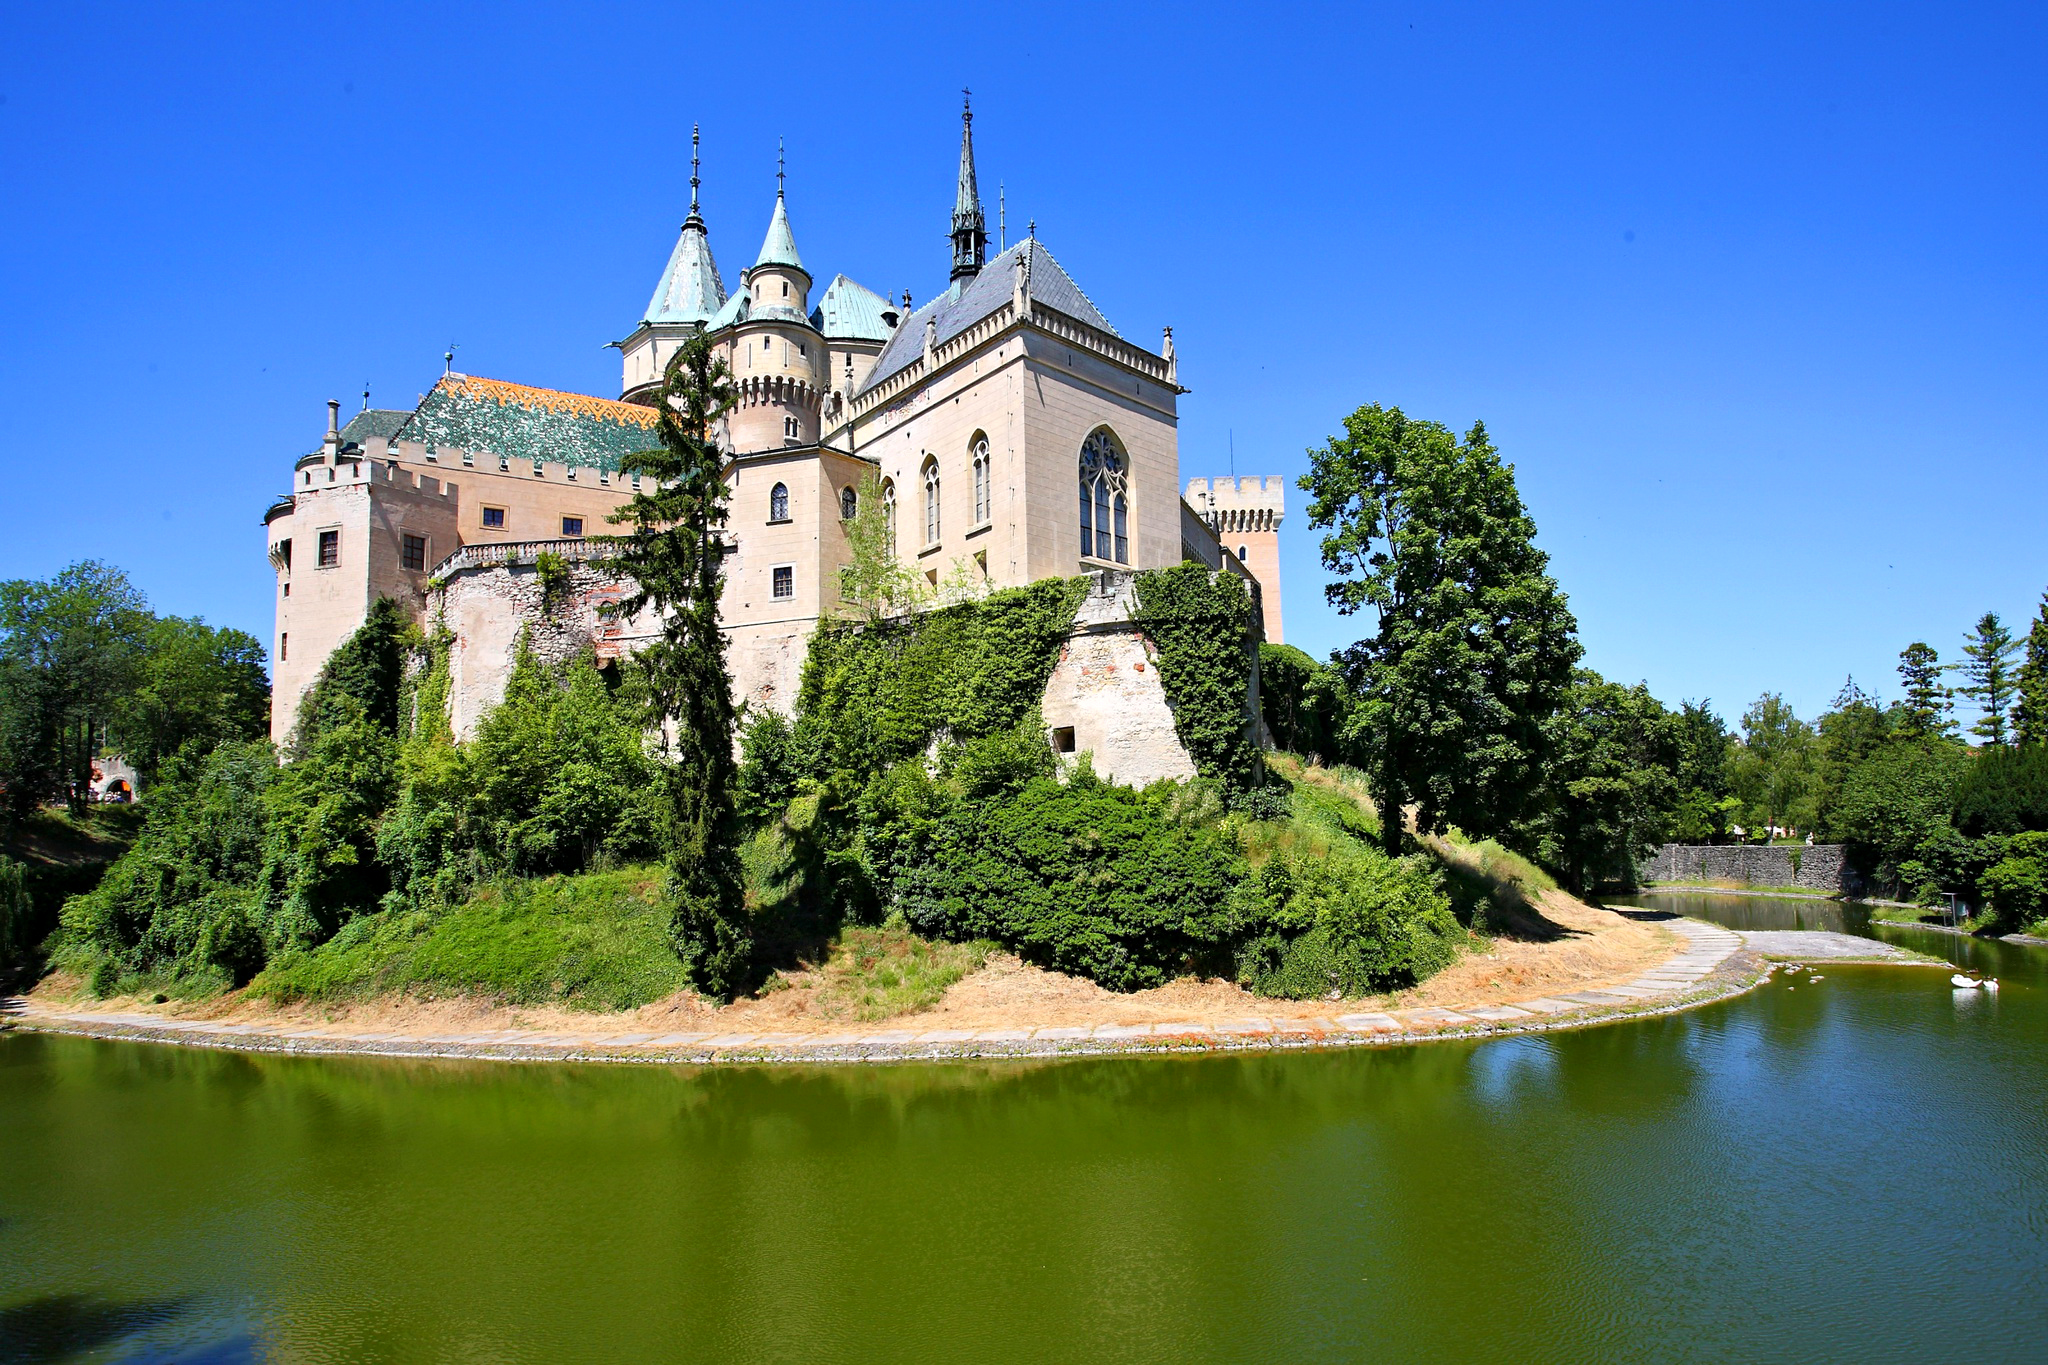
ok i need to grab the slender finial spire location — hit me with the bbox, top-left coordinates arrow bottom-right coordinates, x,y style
999,181 -> 1006,250
950,92 -> 987,283
776,137 -> 786,198
689,123 -> 702,217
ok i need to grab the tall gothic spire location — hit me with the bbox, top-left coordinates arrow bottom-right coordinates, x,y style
950,92 -> 987,283
642,123 -> 726,326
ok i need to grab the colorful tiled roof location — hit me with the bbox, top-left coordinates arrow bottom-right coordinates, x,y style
395,374 -> 658,472
856,239 -> 1120,397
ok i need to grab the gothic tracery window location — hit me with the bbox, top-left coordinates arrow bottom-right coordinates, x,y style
881,478 -> 897,552
971,434 -> 991,524
841,486 -> 857,520
769,481 -> 790,522
1078,428 -> 1129,563
922,457 -> 941,545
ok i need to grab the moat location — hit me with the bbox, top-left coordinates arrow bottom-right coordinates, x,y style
2,893 -> 2043,1363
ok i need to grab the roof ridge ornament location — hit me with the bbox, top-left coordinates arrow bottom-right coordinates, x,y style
686,123 -> 704,228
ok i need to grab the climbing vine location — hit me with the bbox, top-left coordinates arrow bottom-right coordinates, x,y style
1133,563 -> 1264,797
793,577 -> 1089,778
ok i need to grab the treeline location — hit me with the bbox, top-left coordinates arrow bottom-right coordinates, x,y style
1262,585 -> 2048,932
0,561 -> 269,814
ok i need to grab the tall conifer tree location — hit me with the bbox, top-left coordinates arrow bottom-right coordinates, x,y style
2013,592 -> 2048,748
1956,612 -> 2020,747
1895,642 -> 1954,739
606,332 -> 749,996
1302,404 -> 1580,855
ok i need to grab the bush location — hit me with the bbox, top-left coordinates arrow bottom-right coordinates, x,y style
1235,843 -> 1460,998
1953,744 -> 2048,839
1979,831 -> 2048,934
0,854 -> 29,969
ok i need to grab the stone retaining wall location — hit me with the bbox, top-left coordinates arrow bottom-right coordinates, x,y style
1638,843 -> 1855,893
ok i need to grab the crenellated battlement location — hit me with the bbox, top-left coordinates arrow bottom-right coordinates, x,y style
1184,476 -> 1285,534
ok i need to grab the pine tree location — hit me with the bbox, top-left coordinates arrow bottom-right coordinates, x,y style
2014,592 -> 2048,748
1956,611 -> 2020,747
1896,642 -> 1954,739
1302,404 -> 1581,855
604,332 -> 750,997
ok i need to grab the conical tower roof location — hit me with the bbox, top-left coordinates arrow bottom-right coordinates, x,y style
754,190 -> 806,274
642,126 -> 727,326
950,95 -> 987,282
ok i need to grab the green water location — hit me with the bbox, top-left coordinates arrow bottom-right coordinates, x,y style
3,895 -> 2045,1364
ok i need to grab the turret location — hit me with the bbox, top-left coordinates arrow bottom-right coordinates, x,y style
729,147 -> 825,453
950,94 -> 987,284
616,124 -> 728,404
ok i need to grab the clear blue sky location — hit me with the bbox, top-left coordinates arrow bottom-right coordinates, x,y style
3,2 -> 2042,728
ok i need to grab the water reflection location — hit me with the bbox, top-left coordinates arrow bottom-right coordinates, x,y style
2,904 -> 2045,1362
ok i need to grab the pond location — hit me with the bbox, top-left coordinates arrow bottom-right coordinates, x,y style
2,894 -> 2044,1364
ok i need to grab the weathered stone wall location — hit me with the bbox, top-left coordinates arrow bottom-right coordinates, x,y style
433,543 -> 659,740
1039,573 -> 1199,787
1638,843 -> 1857,893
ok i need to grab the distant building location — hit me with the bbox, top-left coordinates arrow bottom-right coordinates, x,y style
264,104 -> 1282,753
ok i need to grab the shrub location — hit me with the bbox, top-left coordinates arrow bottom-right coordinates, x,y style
1953,744 -> 2048,839
1979,831 -> 2048,934
1235,844 -> 1460,998
0,854 -> 29,968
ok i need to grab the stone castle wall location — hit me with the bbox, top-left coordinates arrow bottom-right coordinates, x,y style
1638,843 -> 1858,894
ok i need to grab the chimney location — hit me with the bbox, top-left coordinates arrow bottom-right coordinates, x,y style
323,400 -> 342,460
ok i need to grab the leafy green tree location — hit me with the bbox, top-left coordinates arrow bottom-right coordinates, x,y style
1896,642 -> 1954,739
0,561 -> 152,816
1832,739 -> 1970,892
0,854 -> 30,970
1728,693 -> 1816,836
1668,701 -> 1738,842
1522,670 -> 1681,892
836,468 -> 927,622
1258,643 -> 1353,764
2011,592 -> 2048,747
605,332 -> 749,997
1301,404 -> 1580,855
1951,742 -> 2048,839
1812,678 -> 1898,839
114,616 -> 270,781
1956,612 -> 2020,747
260,696 -> 397,950
1979,831 -> 2048,933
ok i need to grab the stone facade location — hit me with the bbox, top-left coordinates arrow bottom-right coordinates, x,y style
265,106 -> 1282,770
1040,573 -> 1201,786
1638,843 -> 1858,894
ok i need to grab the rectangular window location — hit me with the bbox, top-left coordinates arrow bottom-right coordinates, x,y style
317,529 -> 339,568
401,533 -> 427,571
772,565 -> 794,600
481,505 -> 506,529
561,516 -> 584,538
282,582 -> 289,597
280,633 -> 287,662
1051,726 -> 1077,754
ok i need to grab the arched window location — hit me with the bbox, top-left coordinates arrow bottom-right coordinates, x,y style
922,456 -> 941,545
769,482 -> 789,521
1078,428 -> 1129,563
784,415 -> 799,441
881,478 -> 897,552
970,434 -> 991,524
840,486 -> 857,520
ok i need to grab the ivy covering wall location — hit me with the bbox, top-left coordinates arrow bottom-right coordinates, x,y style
792,577 -> 1089,775
1132,563 -> 1265,796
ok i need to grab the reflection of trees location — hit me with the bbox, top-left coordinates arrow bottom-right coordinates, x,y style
0,1291 -> 191,1364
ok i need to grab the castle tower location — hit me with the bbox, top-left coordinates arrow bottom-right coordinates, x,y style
950,94 -> 987,284
1185,476 -> 1286,643
728,151 -> 826,454
617,125 -> 727,404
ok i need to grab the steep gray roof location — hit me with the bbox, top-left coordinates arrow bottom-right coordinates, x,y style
812,274 -> 895,342
642,214 -> 726,326
856,239 -> 1118,397
338,408 -> 413,450
754,193 -> 805,272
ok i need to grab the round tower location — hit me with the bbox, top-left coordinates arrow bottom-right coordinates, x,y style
730,153 -> 825,453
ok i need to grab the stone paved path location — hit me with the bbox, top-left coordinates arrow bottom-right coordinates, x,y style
1740,930 -> 1922,960
0,919 -> 1894,1066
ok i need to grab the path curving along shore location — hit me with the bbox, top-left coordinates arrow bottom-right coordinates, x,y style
0,920 -> 1937,1067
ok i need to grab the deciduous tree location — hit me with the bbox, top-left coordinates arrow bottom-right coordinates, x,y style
1302,404 -> 1580,855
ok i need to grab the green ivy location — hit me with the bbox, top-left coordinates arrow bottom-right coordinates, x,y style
793,577 -> 1088,778
1133,563 -> 1264,795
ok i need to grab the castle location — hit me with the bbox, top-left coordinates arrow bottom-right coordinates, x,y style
264,105 -> 1286,776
